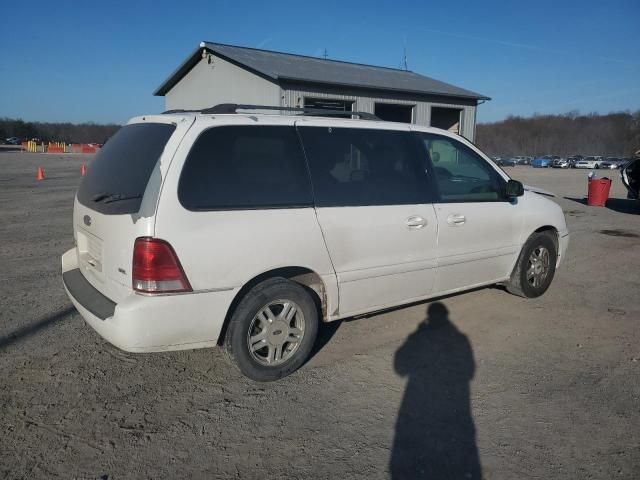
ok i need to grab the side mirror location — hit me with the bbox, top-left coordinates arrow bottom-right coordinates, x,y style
505,179 -> 524,198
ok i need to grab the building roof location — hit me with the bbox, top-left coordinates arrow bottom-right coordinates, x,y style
154,41 -> 490,101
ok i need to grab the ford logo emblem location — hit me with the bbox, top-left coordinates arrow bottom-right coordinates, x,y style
83,215 -> 92,226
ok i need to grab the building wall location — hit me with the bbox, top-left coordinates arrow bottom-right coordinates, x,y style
281,84 -> 477,141
164,55 -> 280,111
163,63 -> 478,141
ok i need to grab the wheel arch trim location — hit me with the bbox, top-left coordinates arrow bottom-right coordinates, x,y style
217,266 -> 338,345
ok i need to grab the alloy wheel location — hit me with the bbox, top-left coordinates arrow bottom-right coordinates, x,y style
247,300 -> 305,366
526,246 -> 551,288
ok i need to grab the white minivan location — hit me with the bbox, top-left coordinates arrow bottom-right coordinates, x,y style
62,105 -> 569,381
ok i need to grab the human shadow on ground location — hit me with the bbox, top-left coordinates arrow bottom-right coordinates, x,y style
390,302 -> 481,479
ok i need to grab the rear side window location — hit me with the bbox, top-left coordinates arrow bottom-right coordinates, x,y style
179,126 -> 312,210
77,123 -> 176,214
298,127 -> 430,207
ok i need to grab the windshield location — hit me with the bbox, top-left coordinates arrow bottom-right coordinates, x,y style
77,123 -> 176,214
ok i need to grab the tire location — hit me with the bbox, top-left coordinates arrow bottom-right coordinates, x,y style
506,231 -> 557,298
225,278 -> 318,381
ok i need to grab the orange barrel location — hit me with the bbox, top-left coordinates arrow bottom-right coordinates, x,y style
587,178 -> 612,206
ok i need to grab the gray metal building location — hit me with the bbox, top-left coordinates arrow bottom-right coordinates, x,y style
154,42 -> 490,141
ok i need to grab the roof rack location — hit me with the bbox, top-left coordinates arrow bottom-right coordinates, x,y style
163,103 -> 379,120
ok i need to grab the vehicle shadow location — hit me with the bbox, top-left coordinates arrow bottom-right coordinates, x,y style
564,196 -> 639,215
0,306 -> 76,350
390,302 -> 481,479
307,319 -> 341,362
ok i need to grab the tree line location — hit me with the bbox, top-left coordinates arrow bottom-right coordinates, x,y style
2,111 -> 639,155
0,118 -> 120,144
476,111 -> 640,157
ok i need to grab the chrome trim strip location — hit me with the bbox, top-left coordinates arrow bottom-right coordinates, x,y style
135,286 -> 236,297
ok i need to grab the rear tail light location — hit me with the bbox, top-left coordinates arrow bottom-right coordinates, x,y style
132,237 -> 192,294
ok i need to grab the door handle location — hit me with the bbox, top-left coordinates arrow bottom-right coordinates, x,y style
447,214 -> 466,226
406,216 -> 427,229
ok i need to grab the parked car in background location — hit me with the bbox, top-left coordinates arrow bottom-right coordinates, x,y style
621,157 -> 639,202
574,156 -> 600,169
599,158 -> 620,170
532,156 -> 552,168
491,156 -> 517,167
60,106 -> 570,381
551,158 -> 570,168
497,157 -> 518,167
567,156 -> 580,167
5,137 -> 21,145
512,156 -> 530,165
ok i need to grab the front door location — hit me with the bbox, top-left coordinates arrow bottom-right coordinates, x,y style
297,121 -> 438,317
418,132 -> 522,293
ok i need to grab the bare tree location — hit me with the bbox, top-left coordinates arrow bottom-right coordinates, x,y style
0,118 -> 120,144
476,111 -> 640,157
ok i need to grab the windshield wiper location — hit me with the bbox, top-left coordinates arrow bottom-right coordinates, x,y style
93,192 -> 142,203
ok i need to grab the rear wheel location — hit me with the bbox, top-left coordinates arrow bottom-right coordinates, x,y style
226,278 -> 318,381
506,232 -> 557,298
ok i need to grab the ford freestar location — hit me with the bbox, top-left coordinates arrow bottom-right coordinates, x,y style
62,105 -> 569,381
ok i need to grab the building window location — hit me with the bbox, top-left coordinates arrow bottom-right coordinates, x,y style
303,97 -> 354,114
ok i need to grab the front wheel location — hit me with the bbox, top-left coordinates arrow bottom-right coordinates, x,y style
225,278 -> 318,381
506,232 -> 557,298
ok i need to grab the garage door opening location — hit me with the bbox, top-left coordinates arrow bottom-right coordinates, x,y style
374,103 -> 414,123
431,107 -> 462,134
304,97 -> 354,116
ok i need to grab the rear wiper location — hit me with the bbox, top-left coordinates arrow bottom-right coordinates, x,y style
92,192 -> 110,202
93,193 -> 142,203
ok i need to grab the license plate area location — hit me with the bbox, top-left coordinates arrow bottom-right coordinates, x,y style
77,228 -> 104,281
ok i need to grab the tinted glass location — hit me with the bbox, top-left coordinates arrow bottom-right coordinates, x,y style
77,123 -> 176,214
179,126 -> 312,210
421,133 -> 504,202
298,127 -> 429,207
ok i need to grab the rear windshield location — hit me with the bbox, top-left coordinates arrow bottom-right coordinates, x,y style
77,123 -> 176,214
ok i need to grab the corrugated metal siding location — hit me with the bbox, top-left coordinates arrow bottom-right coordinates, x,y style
282,86 -> 476,140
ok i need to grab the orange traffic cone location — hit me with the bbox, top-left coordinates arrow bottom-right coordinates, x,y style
81,162 -> 86,176
37,166 -> 45,181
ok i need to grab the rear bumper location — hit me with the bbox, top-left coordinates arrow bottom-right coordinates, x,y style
61,248 -> 237,352
63,269 -> 116,320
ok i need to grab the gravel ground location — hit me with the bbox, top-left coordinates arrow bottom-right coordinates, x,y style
1,152 -> 639,479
